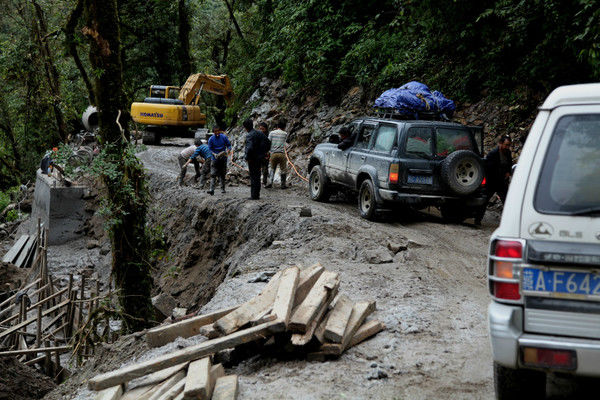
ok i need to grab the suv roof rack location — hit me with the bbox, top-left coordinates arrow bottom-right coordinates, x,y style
372,107 -> 452,122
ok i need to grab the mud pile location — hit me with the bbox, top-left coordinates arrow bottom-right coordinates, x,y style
0,357 -> 56,400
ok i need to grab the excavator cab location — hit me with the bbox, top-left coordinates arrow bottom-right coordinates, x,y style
149,85 -> 181,100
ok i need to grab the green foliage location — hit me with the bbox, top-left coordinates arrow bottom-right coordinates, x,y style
0,186 -> 24,222
226,0 -> 598,102
5,209 -> 20,222
574,0 -> 600,78
0,189 -> 12,215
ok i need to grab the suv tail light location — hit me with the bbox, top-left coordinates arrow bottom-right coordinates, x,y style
389,164 -> 399,184
521,347 -> 577,370
489,240 -> 524,302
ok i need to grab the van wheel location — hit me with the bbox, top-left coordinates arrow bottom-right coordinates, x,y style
358,179 -> 377,220
494,363 -> 546,400
308,166 -> 330,202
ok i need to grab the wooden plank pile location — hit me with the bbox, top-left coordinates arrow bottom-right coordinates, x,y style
3,233 -> 39,268
88,263 -> 384,399
0,222 -> 110,380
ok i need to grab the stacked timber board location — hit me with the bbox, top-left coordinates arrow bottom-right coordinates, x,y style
2,234 -> 39,268
89,264 -> 384,399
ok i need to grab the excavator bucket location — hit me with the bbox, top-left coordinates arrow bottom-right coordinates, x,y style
179,74 -> 233,105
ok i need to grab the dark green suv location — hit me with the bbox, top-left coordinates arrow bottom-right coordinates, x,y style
307,117 -> 487,220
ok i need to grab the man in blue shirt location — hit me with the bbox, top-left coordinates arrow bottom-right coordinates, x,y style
207,125 -> 232,195
183,142 -> 214,187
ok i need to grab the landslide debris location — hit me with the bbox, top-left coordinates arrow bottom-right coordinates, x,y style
0,357 -> 56,400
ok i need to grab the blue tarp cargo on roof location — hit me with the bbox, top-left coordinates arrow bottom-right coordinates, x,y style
374,81 -> 455,117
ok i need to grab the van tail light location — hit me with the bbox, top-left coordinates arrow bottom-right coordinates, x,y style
489,240 -> 523,301
495,240 -> 522,259
494,282 -> 521,300
481,177 -> 486,186
389,164 -> 399,184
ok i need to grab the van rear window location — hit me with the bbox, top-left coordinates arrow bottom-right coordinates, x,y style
534,114 -> 600,214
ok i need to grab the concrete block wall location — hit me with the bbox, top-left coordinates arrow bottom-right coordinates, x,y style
31,170 -> 88,245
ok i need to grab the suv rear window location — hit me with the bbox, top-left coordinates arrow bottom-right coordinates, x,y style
535,114 -> 600,214
435,128 -> 475,156
372,125 -> 397,153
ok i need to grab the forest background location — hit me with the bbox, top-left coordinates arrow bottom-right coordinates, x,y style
0,0 -> 599,198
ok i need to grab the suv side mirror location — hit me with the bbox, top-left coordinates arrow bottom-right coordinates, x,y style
329,134 -> 340,144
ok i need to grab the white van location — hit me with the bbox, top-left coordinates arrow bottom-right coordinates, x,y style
487,83 -> 600,399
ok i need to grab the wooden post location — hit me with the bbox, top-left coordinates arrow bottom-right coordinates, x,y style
54,342 -> 62,382
17,299 -> 26,350
48,276 -> 58,317
95,279 -> 100,312
67,274 -> 73,301
67,291 -> 77,340
36,305 -> 42,348
84,294 -> 94,357
64,274 -> 73,340
44,340 -> 53,376
78,275 -> 85,332
106,282 -> 112,343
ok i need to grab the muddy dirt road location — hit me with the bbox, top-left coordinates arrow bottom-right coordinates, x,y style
137,137 -> 496,400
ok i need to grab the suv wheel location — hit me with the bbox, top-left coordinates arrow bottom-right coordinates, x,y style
441,150 -> 484,195
358,179 -> 377,220
494,363 -> 546,400
308,165 -> 330,202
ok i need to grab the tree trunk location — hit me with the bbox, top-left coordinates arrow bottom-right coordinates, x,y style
178,0 -> 193,83
222,0 -> 245,41
0,94 -> 22,176
64,0 -> 96,106
83,0 -> 154,332
30,0 -> 67,142
260,0 -> 272,40
221,29 -> 232,68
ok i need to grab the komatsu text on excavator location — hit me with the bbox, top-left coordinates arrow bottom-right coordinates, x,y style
130,73 -> 233,144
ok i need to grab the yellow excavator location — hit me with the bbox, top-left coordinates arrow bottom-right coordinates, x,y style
130,73 -> 233,144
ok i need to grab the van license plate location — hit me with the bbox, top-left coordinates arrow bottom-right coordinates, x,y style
407,174 -> 432,185
522,267 -> 600,299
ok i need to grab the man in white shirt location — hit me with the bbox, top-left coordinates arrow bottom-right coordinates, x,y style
267,119 -> 289,189
177,141 -> 200,186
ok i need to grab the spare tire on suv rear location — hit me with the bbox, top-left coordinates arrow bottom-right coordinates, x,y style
440,150 -> 484,195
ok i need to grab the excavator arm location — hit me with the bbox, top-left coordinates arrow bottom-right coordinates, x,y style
178,73 -> 233,105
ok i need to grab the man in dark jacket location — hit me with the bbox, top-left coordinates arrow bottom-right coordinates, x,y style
475,135 -> 513,225
257,122 -> 271,187
337,126 -> 354,150
244,118 -> 270,200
